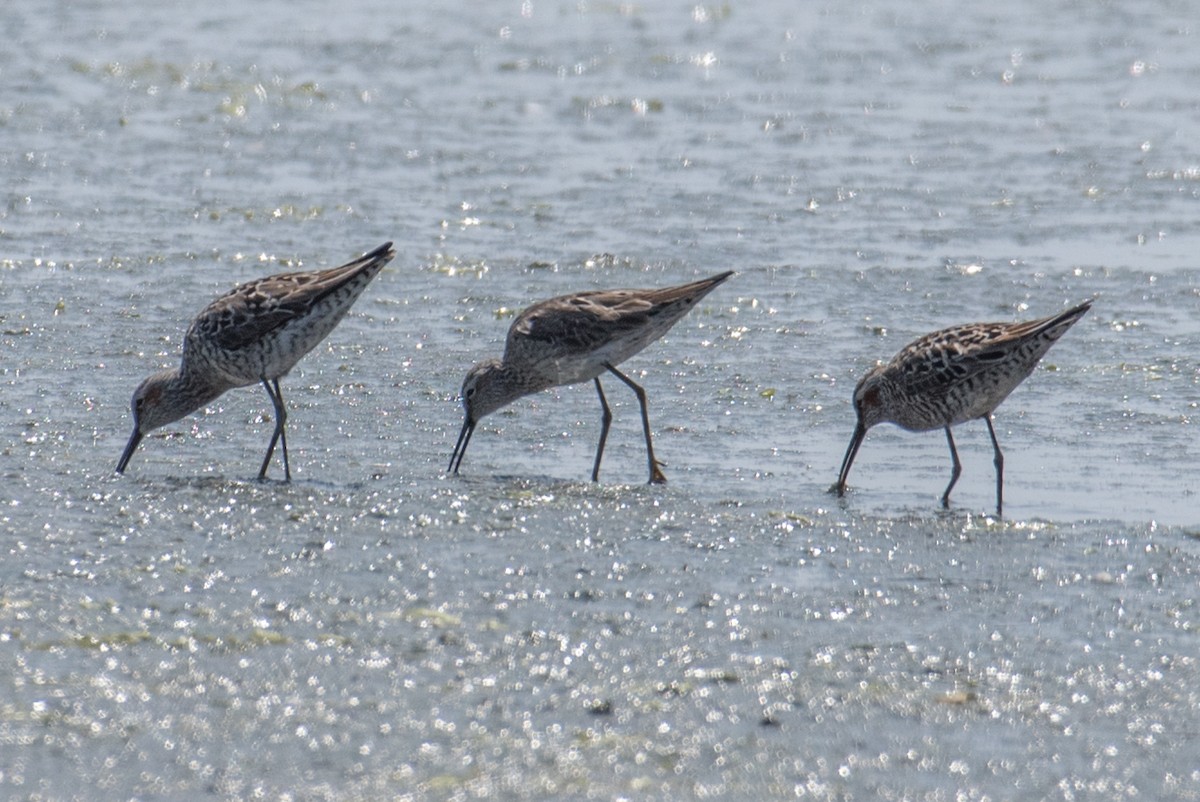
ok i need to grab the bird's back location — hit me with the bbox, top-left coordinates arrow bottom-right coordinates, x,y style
504,271 -> 733,387
183,242 -> 394,387
882,300 -> 1092,430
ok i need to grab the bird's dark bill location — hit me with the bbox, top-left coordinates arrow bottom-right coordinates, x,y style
835,423 -> 867,496
116,429 -> 144,474
448,418 -> 474,475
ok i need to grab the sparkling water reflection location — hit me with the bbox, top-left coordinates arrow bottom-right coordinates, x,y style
3,0 -> 1199,799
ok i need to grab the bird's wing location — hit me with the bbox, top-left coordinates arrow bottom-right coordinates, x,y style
505,289 -> 656,358
190,272 -> 333,353
894,301 -> 1092,399
187,244 -> 393,354
896,322 -> 1017,392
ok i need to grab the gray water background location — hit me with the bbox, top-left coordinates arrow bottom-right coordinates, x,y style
2,0 -> 1200,799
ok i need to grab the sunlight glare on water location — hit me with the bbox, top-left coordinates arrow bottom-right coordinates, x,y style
2,0 -> 1199,799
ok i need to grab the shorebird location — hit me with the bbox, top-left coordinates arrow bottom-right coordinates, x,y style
449,271 -> 733,483
116,242 -> 395,480
834,300 -> 1092,515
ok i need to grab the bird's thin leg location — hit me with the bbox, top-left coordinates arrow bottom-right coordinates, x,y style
259,378 -> 291,481
591,378 -> 613,482
983,414 -> 1004,517
604,363 -> 667,484
940,425 -> 961,508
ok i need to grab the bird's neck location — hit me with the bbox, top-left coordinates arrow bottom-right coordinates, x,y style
166,367 -> 229,418
494,360 -> 548,401
472,360 -> 542,420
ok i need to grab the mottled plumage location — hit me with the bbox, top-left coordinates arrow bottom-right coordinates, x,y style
449,271 -> 734,483
117,242 -> 395,479
835,300 -> 1092,514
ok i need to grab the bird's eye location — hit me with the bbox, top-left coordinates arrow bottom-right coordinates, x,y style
465,387 -> 476,398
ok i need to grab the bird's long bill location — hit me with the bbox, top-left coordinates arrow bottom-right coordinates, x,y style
116,428 -> 144,474
835,422 -> 867,496
448,417 -> 475,475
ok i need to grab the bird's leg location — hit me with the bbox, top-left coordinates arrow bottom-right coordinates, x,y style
258,378 -> 291,481
940,425 -> 961,508
604,363 -> 667,484
591,378 -> 613,482
983,414 -> 1004,517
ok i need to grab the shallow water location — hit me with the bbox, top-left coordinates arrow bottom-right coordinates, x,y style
3,1 -> 1200,799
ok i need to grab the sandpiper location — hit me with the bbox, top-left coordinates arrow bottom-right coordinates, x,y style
116,242 -> 395,480
835,300 -> 1092,514
449,271 -> 733,483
